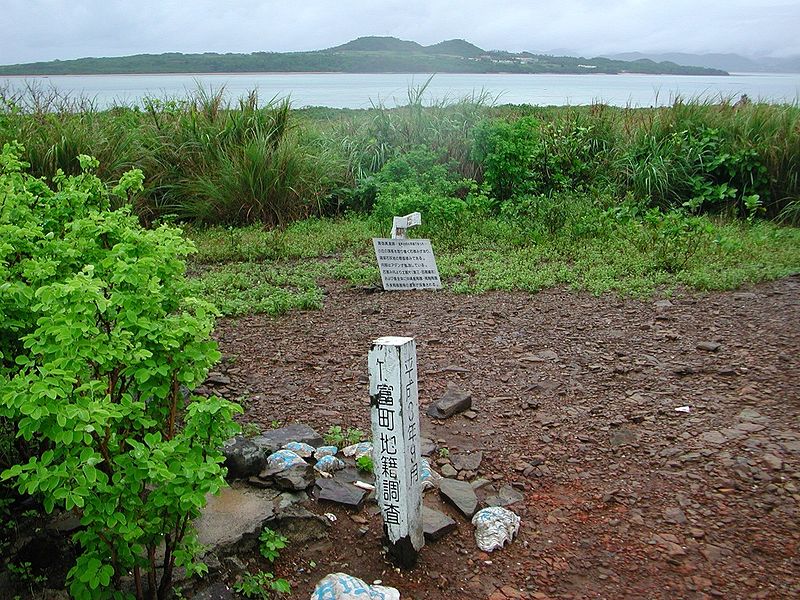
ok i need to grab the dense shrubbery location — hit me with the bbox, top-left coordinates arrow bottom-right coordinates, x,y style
0,143 -> 240,599
1,86 -> 798,225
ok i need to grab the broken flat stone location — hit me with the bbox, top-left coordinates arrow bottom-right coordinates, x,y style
520,349 -> 559,362
610,428 -> 637,448
222,436 -> 267,479
261,462 -> 315,491
762,453 -> 783,471
738,408 -> 768,423
423,506 -> 457,541
196,486 -> 279,550
441,464 -> 458,478
663,507 -> 688,525
251,424 -> 324,455
451,451 -> 483,472
439,478 -> 478,518
700,431 -> 727,445
696,341 -> 722,352
484,485 -> 525,507
420,437 -> 437,456
427,386 -> 472,419
314,478 -> 368,508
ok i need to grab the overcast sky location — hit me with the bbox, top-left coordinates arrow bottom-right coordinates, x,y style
2,0 -> 798,64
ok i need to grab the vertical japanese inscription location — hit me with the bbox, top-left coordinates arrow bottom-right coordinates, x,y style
369,336 -> 424,567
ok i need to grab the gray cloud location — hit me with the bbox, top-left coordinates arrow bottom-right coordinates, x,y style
1,0 -> 797,64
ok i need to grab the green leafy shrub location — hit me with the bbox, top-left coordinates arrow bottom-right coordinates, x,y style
234,571 -> 291,599
639,208 -> 715,272
323,426 -> 364,449
472,114 -> 606,203
356,455 -> 374,473
258,527 -> 288,562
0,143 -> 241,599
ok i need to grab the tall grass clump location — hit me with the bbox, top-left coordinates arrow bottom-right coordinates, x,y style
331,78 -> 493,183
0,82 -> 140,183
139,88 -> 346,225
618,99 -> 800,220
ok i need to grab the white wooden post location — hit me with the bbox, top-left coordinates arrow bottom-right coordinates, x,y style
368,336 -> 424,568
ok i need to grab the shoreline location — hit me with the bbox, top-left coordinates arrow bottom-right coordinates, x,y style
0,70 -> 731,78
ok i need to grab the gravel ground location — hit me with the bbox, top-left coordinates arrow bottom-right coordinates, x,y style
208,275 -> 800,600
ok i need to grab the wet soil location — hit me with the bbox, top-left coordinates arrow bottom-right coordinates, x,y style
208,276 -> 800,599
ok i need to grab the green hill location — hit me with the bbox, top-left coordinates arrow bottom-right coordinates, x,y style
424,39 -> 485,57
0,37 -> 728,76
330,36 -> 424,53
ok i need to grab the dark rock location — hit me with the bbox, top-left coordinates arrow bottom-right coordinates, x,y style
427,386 -> 472,419
423,506 -> 457,541
663,507 -> 688,525
313,478 -> 368,508
265,463 -> 316,492
251,424 -> 324,455
46,510 -> 83,534
451,451 -> 483,472
222,436 -> 266,479
420,437 -> 437,456
485,485 -> 525,507
206,372 -> 231,385
696,341 -> 722,352
610,428 -> 637,448
191,582 -> 235,600
439,478 -> 478,517
267,506 -> 330,544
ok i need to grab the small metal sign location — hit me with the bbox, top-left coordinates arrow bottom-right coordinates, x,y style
372,238 -> 442,291
369,336 -> 424,568
391,212 -> 422,239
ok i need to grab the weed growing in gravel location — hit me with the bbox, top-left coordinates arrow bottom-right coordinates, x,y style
356,455 -> 375,473
234,571 -> 291,599
324,426 -> 365,449
258,528 -> 288,562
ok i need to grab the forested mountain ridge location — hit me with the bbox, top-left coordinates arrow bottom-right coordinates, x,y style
0,36 -> 728,76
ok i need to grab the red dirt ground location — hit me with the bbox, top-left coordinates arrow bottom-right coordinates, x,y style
208,276 -> 800,599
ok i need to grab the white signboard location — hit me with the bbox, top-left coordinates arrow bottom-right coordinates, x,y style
368,336 -> 424,567
372,238 -> 442,291
391,212 -> 422,239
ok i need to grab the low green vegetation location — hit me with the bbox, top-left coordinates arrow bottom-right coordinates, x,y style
0,84 -> 799,597
356,455 -> 375,474
233,571 -> 291,599
0,144 -> 240,599
324,426 -> 366,449
258,527 -> 289,562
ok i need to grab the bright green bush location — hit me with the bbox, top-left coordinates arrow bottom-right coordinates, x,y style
0,143 -> 241,599
472,115 -> 607,203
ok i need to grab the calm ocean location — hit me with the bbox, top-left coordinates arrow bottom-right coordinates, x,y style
2,72 -> 798,109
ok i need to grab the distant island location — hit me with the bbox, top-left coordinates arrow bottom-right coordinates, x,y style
0,37 -> 729,76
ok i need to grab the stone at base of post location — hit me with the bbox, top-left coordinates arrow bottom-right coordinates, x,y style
385,528 -> 421,568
